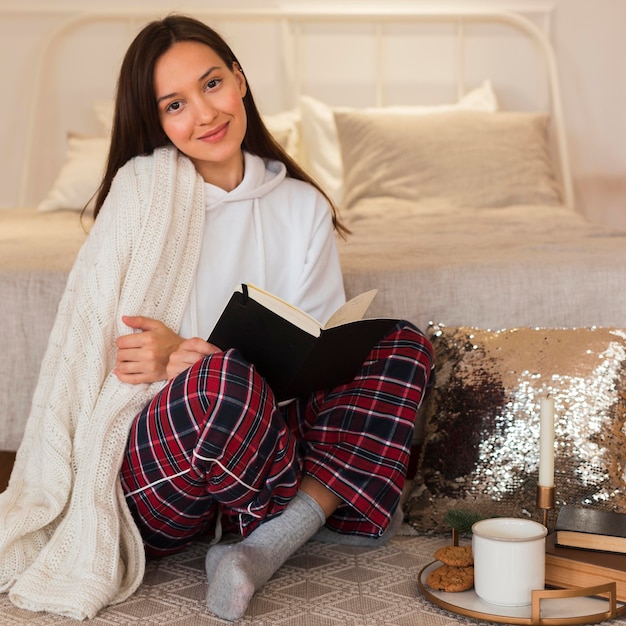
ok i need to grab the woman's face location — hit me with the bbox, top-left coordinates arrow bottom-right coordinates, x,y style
154,40 -> 248,190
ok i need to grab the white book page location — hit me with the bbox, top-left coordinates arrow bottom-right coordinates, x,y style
244,284 -> 322,336
324,289 -> 378,329
242,285 -> 378,336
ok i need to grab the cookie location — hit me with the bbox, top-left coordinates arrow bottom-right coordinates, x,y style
434,545 -> 474,567
426,564 -> 474,592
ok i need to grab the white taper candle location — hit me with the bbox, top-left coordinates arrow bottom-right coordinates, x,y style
538,396 -> 555,488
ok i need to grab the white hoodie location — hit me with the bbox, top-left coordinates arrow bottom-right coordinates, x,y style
180,151 -> 346,339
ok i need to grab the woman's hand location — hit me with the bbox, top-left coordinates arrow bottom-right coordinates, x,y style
166,337 -> 221,380
114,316 -> 222,384
114,316 -> 185,384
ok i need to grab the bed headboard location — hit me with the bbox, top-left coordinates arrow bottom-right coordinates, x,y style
7,3 -> 573,210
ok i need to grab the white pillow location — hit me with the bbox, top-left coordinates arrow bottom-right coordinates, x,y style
37,135 -> 108,212
262,108 -> 302,162
299,80 -> 498,206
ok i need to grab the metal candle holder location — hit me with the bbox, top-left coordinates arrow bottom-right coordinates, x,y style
537,484 -> 555,528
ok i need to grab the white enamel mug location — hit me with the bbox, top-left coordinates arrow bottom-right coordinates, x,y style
472,517 -> 547,606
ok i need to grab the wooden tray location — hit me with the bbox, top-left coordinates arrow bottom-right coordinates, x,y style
418,561 -> 626,625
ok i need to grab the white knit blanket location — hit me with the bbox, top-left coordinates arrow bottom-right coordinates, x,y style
0,146 -> 205,619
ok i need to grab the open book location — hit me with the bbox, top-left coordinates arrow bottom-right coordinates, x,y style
208,284 -> 397,401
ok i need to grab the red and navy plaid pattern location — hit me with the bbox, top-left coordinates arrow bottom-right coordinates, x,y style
120,321 -> 433,556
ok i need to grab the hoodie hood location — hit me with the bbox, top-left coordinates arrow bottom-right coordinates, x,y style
203,151 -> 287,209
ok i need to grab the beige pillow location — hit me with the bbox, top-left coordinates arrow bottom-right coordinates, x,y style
334,109 -> 562,209
299,81 -> 498,206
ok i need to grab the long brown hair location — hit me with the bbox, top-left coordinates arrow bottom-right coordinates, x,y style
92,14 -> 348,236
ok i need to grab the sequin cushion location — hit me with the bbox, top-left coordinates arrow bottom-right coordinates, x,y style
405,324 -> 626,533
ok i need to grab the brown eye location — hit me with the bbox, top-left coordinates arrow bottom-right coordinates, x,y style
204,78 -> 221,91
165,101 -> 182,113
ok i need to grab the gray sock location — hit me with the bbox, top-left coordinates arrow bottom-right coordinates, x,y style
205,491 -> 326,621
312,505 -> 404,547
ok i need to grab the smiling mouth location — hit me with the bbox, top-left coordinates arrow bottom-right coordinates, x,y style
198,122 -> 229,142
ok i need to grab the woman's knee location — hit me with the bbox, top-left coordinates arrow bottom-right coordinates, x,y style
182,349 -> 273,429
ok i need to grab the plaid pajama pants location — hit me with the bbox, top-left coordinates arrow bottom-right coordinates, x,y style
120,321 -> 433,556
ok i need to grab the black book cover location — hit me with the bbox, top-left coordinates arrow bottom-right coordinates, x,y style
556,506 -> 626,539
208,289 -> 396,401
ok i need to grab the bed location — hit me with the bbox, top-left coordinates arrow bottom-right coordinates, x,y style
3,4 -> 623,450
2,6 -> 626,623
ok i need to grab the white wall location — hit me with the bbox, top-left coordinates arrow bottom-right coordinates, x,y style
0,0 -> 624,228
551,0 -> 626,228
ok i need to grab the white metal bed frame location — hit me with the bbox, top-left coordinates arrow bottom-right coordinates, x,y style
4,4 -> 573,210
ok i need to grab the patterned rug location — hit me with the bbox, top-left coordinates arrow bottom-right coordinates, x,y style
0,533 -> 465,626
3,531 -> 626,626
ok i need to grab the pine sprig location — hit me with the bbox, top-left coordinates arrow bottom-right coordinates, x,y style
444,508 -> 489,534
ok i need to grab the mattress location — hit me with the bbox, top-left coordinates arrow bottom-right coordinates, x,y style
2,203 -> 626,449
339,199 -> 626,331
0,209 -> 87,449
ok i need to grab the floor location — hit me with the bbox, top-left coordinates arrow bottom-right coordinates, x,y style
0,531 -> 467,625
0,450 -> 14,492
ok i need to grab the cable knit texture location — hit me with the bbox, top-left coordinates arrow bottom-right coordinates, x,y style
0,146 -> 205,619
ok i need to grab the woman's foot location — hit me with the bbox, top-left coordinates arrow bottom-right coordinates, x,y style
205,491 -> 325,621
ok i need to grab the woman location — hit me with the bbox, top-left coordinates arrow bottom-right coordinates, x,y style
0,15 -> 433,622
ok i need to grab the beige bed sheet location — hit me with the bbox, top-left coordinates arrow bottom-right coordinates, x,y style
339,198 -> 626,331
2,203 -> 625,450
0,209 -> 87,450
